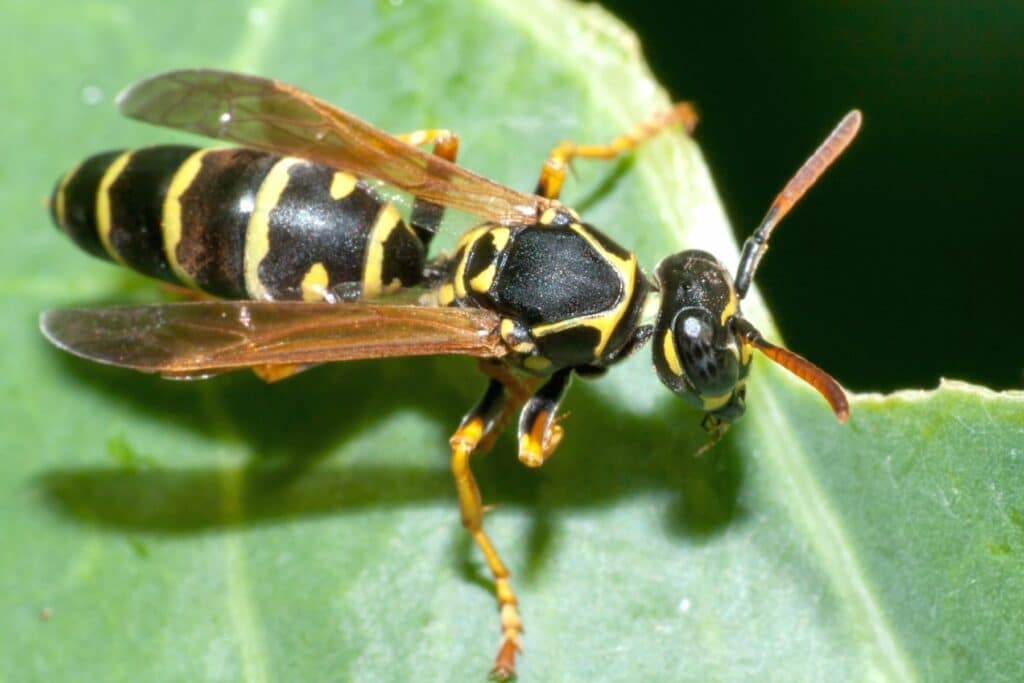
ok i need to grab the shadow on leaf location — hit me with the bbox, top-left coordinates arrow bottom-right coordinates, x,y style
39,348 -> 748,567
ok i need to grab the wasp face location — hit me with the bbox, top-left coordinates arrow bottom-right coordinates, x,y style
651,250 -> 751,427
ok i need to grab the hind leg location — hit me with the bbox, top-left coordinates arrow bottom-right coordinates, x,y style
534,102 -> 698,200
394,129 -> 460,246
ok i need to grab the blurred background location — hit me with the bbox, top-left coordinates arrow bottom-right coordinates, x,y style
605,2 -> 1024,392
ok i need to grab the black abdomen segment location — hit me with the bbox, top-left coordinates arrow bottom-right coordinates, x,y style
51,147 -> 425,301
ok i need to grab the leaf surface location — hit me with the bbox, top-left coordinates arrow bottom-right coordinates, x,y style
2,1 -> 1022,681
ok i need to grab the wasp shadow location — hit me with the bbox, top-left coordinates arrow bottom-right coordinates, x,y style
572,158 -> 634,216
40,346 -> 746,579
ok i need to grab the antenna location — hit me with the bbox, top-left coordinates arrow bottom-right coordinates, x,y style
734,110 -> 862,299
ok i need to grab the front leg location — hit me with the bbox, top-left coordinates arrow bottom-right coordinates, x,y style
516,368 -> 573,468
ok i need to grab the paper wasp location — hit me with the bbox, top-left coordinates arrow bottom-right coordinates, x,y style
42,69 -> 858,679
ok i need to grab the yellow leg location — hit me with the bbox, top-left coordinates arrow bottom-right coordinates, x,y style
535,101 -> 699,200
394,128 -> 460,163
517,408 -> 566,468
159,283 -> 306,383
475,360 -> 541,455
516,368 -> 572,468
394,129 -> 461,244
450,417 -> 523,681
451,366 -> 573,678
250,364 -> 310,383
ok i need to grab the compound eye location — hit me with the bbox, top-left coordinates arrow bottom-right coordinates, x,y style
680,315 -> 706,342
673,309 -> 738,396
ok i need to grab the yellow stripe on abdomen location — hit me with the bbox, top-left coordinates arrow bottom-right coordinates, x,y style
161,149 -> 208,288
245,157 -> 302,300
301,262 -> 330,301
52,161 -> 81,233
329,172 -> 357,200
94,151 -> 133,264
362,203 -> 404,298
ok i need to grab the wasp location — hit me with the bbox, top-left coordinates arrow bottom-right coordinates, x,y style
42,69 -> 858,680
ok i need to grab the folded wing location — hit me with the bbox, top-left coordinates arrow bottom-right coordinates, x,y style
41,301 -> 506,377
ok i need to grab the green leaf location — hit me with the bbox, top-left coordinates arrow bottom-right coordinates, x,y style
3,1 -> 1023,681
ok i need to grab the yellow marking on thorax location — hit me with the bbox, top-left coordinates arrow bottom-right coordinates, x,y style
512,339 -> 536,354
95,151 -> 133,264
539,208 -> 558,225
489,227 -> 511,252
452,225 -> 491,300
662,329 -> 684,376
640,290 -> 661,326
330,172 -> 358,200
500,318 -> 535,354
52,161 -> 81,232
162,149 -> 209,288
245,157 -> 302,300
523,356 -> 551,372
469,263 -> 497,293
301,262 -> 330,301
362,203 -> 404,298
530,224 -> 637,357
437,283 -> 456,306
454,224 -> 490,252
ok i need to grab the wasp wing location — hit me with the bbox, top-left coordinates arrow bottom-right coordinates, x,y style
41,301 -> 506,378
117,69 -> 554,226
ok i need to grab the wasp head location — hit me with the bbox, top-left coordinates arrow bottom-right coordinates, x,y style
650,250 -> 750,429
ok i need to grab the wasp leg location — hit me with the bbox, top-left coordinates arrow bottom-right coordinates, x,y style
394,128 -> 460,157
517,368 -> 573,468
472,363 -> 539,459
451,377 -> 528,681
534,102 -> 698,200
250,364 -> 314,383
156,284 -> 303,382
394,129 -> 460,247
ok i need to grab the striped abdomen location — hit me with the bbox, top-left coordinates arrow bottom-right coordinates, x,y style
50,146 -> 426,301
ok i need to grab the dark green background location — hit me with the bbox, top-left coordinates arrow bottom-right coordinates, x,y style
606,2 -> 1024,392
